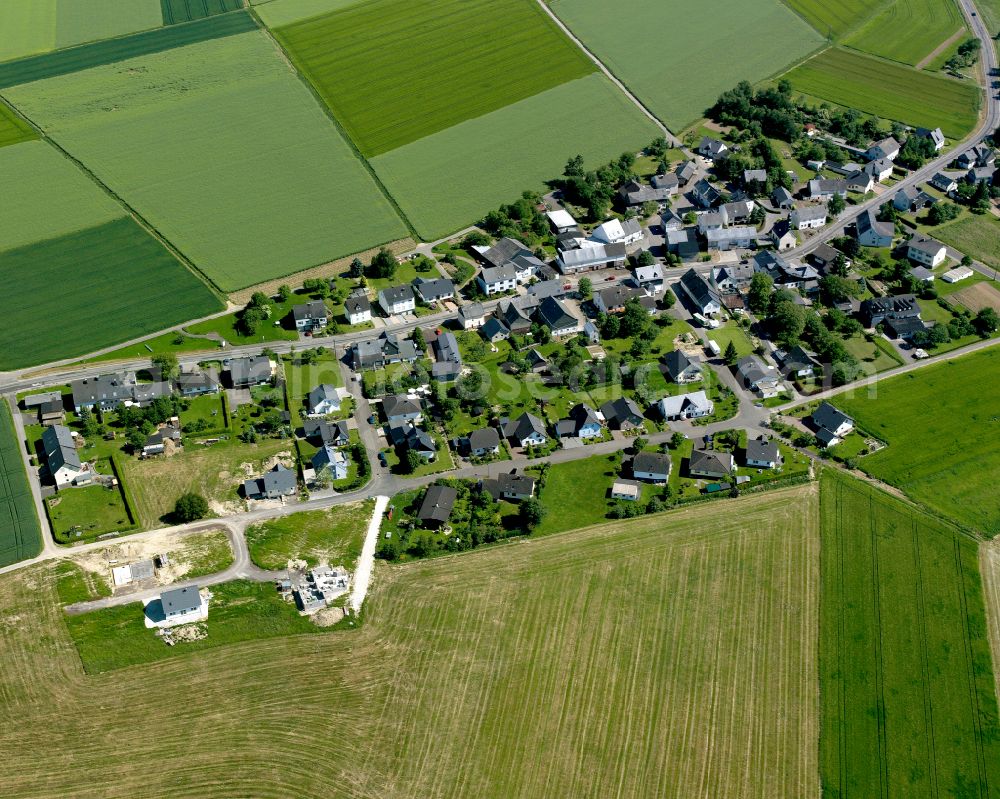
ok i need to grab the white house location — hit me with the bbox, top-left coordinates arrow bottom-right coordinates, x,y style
916,127 -> 945,151
856,209 -> 894,248
698,136 -> 729,160
811,401 -> 854,446
312,444 -> 349,482
790,206 -> 827,230
467,426 -> 500,457
745,437 -> 782,469
306,384 -> 341,417
906,234 -> 947,268
736,356 -> 782,398
864,158 -> 894,183
632,451 -> 672,483
591,218 -> 643,246
633,263 -> 664,294
42,424 -> 82,487
344,290 -> 371,325
477,264 -> 518,295
159,585 -> 208,627
657,390 -> 714,421
383,394 -> 422,425
458,302 -> 486,329
291,300 -> 328,333
677,269 -> 722,316
378,285 -> 416,316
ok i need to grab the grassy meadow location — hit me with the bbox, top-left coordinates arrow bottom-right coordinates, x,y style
933,215 -> 1000,271
819,471 -> 1000,797
843,0 -> 966,66
549,0 -> 824,130
780,0 -> 881,38
3,30 -> 408,292
275,0 -> 595,156
0,485 -> 819,797
783,46 -> 980,138
370,73 -> 659,238
0,100 -> 35,148
246,500 -> 371,570
832,348 -> 1000,535
45,483 -> 134,543
255,0 -> 360,27
0,403 -> 42,568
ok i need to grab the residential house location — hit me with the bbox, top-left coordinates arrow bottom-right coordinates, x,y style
691,178 -> 722,208
846,171 -> 874,194
417,485 -> 457,529
388,422 -> 436,459
884,315 -> 928,341
632,451 -> 672,484
303,419 -> 349,447
546,209 -> 578,233
743,168 -> 767,186
688,449 -> 735,479
662,350 -> 702,383
481,318 -> 509,343
808,179 -> 848,199
652,172 -> 680,193
770,219 -> 797,251
827,161 -> 863,176
790,206 -> 827,230
675,159 -> 698,184
855,208 -> 894,248
71,372 -> 171,413
527,279 -> 568,302
558,403 -> 603,440
497,299 -> 532,334
36,398 -> 64,424
557,242 -> 627,273
175,368 -> 218,397
382,394 -> 422,425
349,332 -> 419,370
526,348 -> 548,372
860,294 -> 920,327
610,479 -> 642,501
775,345 -> 820,379
160,586 -> 205,626
312,445 -> 348,482
752,251 -> 819,293
600,397 -> 645,430
657,390 -> 714,421
227,356 -> 273,389
967,165 -> 996,184
745,437 -> 782,468
864,158 -> 894,183
929,172 -> 958,193
906,234 -> 947,267
736,356 -> 782,398
711,262 -> 754,293
431,330 -> 462,381
893,187 -> 935,213
810,243 -> 851,274
501,413 -> 548,447
344,290 -> 371,326
666,228 -> 700,260
811,402 -> 854,446
478,264 -> 518,295
476,237 -> 532,270
243,464 -> 297,500
594,284 -> 643,314
306,384 -> 341,417
591,218 -> 643,246
535,296 -> 580,337
42,424 -> 82,487
698,136 -> 729,160
721,200 -> 755,225
619,179 -> 674,206
412,277 -> 455,304
706,225 -> 756,251
866,136 -> 900,162
677,268 -> 722,315
697,211 -> 724,235
633,263 -> 664,294
916,127 -> 945,151
142,423 -> 181,456
466,426 -> 501,457
909,265 -> 936,284
378,284 -> 416,316
772,186 -> 794,209
291,300 -> 328,333
480,472 -> 536,501
457,302 -> 486,330
955,144 -> 995,169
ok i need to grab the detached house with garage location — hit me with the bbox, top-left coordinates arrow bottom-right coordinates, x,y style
243,464 -> 297,500
349,332 -> 419,370
378,285 -> 416,316
657,390 -> 713,421
501,413 -> 548,448
344,289 -> 371,326
412,277 -> 455,304
811,402 -> 854,446
698,136 -> 729,160
745,437 -> 782,468
689,449 -> 735,480
291,300 -> 328,333
736,356 -> 782,398
662,350 -> 702,383
555,403 -> 603,441
306,384 -> 341,417
600,397 -> 645,431
677,268 -> 722,316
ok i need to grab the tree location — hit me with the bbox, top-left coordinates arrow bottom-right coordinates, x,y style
927,202 -> 961,225
78,407 -> 100,438
828,193 -> 846,216
151,352 -> 179,380
174,492 -> 209,523
769,299 -> 806,347
620,298 -> 652,338
125,427 -> 146,452
348,257 -> 364,278
411,326 -> 426,353
973,308 -> 999,336
367,248 -> 397,280
670,431 -> 686,449
520,497 -> 546,531
747,272 -> 773,315
278,284 -> 293,302
403,449 -> 422,474
578,277 -> 593,300
632,437 -> 648,453
635,249 -> 655,267
723,340 -> 739,365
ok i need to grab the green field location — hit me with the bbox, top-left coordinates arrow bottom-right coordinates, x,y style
0,485 -> 819,796
0,100 -> 35,147
0,403 -> 42,568
783,46 -> 980,138
549,0 -> 825,130
934,215 -> 1000,270
1,217 -> 222,370
45,483 -> 134,543
246,501 -> 370,570
533,453 -> 623,536
832,348 -> 1000,535
844,0 -> 966,66
160,0 -> 244,25
274,0 -> 595,157
370,73 -> 659,238
781,0 -> 882,38
819,471 -> 1000,797
255,0 -> 359,27
4,30 -> 408,291
0,0 -> 163,64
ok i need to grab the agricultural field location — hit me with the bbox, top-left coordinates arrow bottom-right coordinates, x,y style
781,0 -> 881,38
254,0 -> 360,27
0,403 -> 42,568
0,485 -> 819,797
246,501 -> 371,570
0,100 -> 34,148
832,347 -> 1000,535
933,215 -> 1000,270
160,0 -> 244,25
819,471 -> 1000,797
548,0 -> 825,131
952,281 -> 1000,313
370,73 -> 659,238
273,0 -> 595,157
843,0 -> 966,66
983,538 -> 1000,703
3,29 -> 409,292
782,46 -> 980,138
0,0 -> 163,64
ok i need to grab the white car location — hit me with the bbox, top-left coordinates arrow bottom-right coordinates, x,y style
913,348 -> 929,360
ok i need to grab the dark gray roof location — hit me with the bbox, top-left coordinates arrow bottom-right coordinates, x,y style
503,412 -> 546,442
161,585 -> 201,616
383,394 -> 422,418
481,318 -> 509,339
689,449 -> 734,475
262,464 -> 297,494
600,397 -> 644,427
458,302 -> 485,321
345,293 -> 370,315
23,391 -> 62,409
662,350 -> 700,381
536,296 -> 576,331
746,438 -> 780,463
633,451 -> 671,475
418,485 -> 457,524
175,368 -> 217,393
292,300 -> 327,322
480,237 -> 531,269
856,208 -> 894,240
380,284 -> 415,305
42,424 -> 80,472
351,332 -> 419,367
228,356 -> 272,385
71,372 -> 138,408
468,426 -> 500,451
479,263 -> 518,285
412,277 -> 455,301
812,401 -> 852,433
434,331 -> 461,364
307,384 -> 339,410
679,268 -> 720,309
907,234 -> 945,258
303,419 -> 349,444
597,284 -> 643,309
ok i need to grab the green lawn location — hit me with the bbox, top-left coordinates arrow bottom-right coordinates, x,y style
273,0 -> 595,157
170,529 -> 235,579
707,324 -> 754,358
842,333 -> 903,375
53,561 -> 111,606
0,402 -> 43,568
533,453 -> 623,535
246,500 -> 371,570
255,0 -> 360,27
3,30 -> 408,292
819,471 -> 1000,797
81,331 -> 223,365
45,482 -> 135,544
843,0 -> 966,66
549,0 -> 824,131
178,393 -> 228,435
783,46 -> 981,138
832,347 -> 1000,535
933,215 -> 1000,271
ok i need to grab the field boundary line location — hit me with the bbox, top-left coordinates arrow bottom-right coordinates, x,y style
911,520 -> 941,798
915,27 -> 966,70
869,493 -> 891,798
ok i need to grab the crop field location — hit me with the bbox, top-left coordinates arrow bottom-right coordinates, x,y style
832,348 -> 1000,535
952,281 -> 1000,313
160,0 -> 245,25
819,471 -> 1000,797
783,47 -> 980,138
255,0 -> 359,27
934,215 -> 1000,270
3,30 -> 408,291
0,0 -> 163,64
844,0 -> 966,66
273,0 -> 595,157
781,0 -> 882,38
371,73 -> 659,238
1,217 -> 222,371
0,485 -> 818,797
0,101 -> 34,147
0,403 -> 42,568
982,539 -> 1000,703
246,501 -> 371,570
549,0 -> 824,130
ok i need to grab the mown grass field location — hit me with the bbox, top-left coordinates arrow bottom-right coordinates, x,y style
781,0 -> 882,38
255,0 -> 359,27
783,46 -> 980,138
1,217 -> 222,370
819,471 -> 1000,797
0,100 -> 34,147
246,500 -> 371,570
0,485 -> 819,797
933,215 -> 1000,270
832,348 -> 1000,535
3,30 -> 408,291
549,0 -> 824,130
46,483 -> 134,543
0,403 -> 42,568
274,0 -> 595,157
370,73 -> 659,238
843,0 -> 966,66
